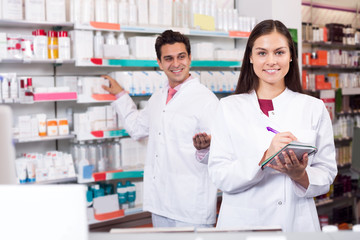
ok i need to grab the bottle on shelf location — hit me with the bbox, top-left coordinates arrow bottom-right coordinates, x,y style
116,181 -> 127,209
66,108 -> 73,131
78,141 -> 90,179
77,78 -> 83,95
88,140 -> 97,172
70,139 -> 80,173
58,31 -> 71,60
173,0 -> 182,28
25,77 -> 34,104
182,0 -> 189,28
105,32 -> 117,45
126,180 -> 136,208
107,0 -> 118,24
118,0 -> 129,25
1,76 -> 10,102
96,140 -> 107,172
33,29 -> 48,60
93,31 -> 104,58
47,30 -> 59,59
112,138 -> 122,170
95,0 -> 107,23
82,0 -> 95,23
128,0 -> 137,26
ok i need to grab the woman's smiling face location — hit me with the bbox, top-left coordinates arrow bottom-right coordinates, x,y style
250,31 -> 292,89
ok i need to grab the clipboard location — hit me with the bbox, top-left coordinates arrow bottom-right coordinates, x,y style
261,141 -> 317,170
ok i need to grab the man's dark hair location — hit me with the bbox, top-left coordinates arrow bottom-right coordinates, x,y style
155,30 -> 191,60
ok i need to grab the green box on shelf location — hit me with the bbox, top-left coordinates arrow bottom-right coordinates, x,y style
110,171 -> 144,180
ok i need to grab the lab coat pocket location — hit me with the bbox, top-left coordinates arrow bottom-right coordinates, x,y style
218,205 -> 260,228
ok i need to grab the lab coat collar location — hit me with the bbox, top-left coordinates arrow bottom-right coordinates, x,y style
165,75 -> 194,91
250,87 -> 294,110
163,77 -> 199,95
161,77 -> 199,106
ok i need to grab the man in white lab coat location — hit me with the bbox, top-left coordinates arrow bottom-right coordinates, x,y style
102,30 -> 219,227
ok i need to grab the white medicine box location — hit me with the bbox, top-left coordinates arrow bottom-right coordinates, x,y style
2,0 -> 23,20
46,0 -> 66,22
25,0 -> 45,22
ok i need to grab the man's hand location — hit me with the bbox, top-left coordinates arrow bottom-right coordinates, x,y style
193,132 -> 211,150
102,75 -> 124,95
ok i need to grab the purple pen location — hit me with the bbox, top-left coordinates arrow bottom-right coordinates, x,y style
266,127 -> 280,134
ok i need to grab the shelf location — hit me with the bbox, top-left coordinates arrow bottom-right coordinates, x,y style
74,22 -> 250,39
0,58 -> 75,64
303,41 -> 360,50
77,94 -> 115,103
33,92 -> 77,101
75,58 -> 241,68
79,169 -> 144,184
13,134 -> 75,143
191,60 -> 241,68
88,206 -> 145,226
316,194 -> 354,207
302,65 -> 359,70
31,177 -> 78,184
334,137 -> 352,144
0,19 -> 73,28
341,88 -> 360,95
76,129 -> 129,141
213,91 -> 234,94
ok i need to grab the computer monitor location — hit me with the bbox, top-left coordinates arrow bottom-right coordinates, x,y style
0,105 -> 17,184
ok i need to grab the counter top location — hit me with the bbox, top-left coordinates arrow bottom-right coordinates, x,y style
89,231 -> 360,240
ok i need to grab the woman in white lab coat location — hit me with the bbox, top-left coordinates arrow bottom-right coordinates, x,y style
208,20 -> 337,232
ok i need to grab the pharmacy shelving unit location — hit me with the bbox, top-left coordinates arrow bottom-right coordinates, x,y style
301,1 -> 360,225
75,58 -> 242,68
73,22 -> 251,39
1,18 -> 246,227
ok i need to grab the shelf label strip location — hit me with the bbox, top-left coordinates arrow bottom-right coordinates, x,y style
90,21 -> 121,30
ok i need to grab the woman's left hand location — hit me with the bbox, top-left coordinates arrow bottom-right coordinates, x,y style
269,151 -> 309,189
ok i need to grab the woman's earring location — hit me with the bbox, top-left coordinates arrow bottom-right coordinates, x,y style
250,60 -> 253,64
290,59 -> 292,62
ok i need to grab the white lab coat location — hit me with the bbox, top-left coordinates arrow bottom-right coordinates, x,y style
112,78 -> 219,224
208,88 -> 337,232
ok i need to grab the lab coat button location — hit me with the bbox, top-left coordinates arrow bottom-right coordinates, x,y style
278,201 -> 282,205
159,132 -> 161,135
163,110 -> 165,112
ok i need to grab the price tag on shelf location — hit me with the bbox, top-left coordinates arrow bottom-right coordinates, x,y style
90,21 -> 121,31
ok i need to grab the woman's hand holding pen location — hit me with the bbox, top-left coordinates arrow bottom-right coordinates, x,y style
264,132 -> 297,160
